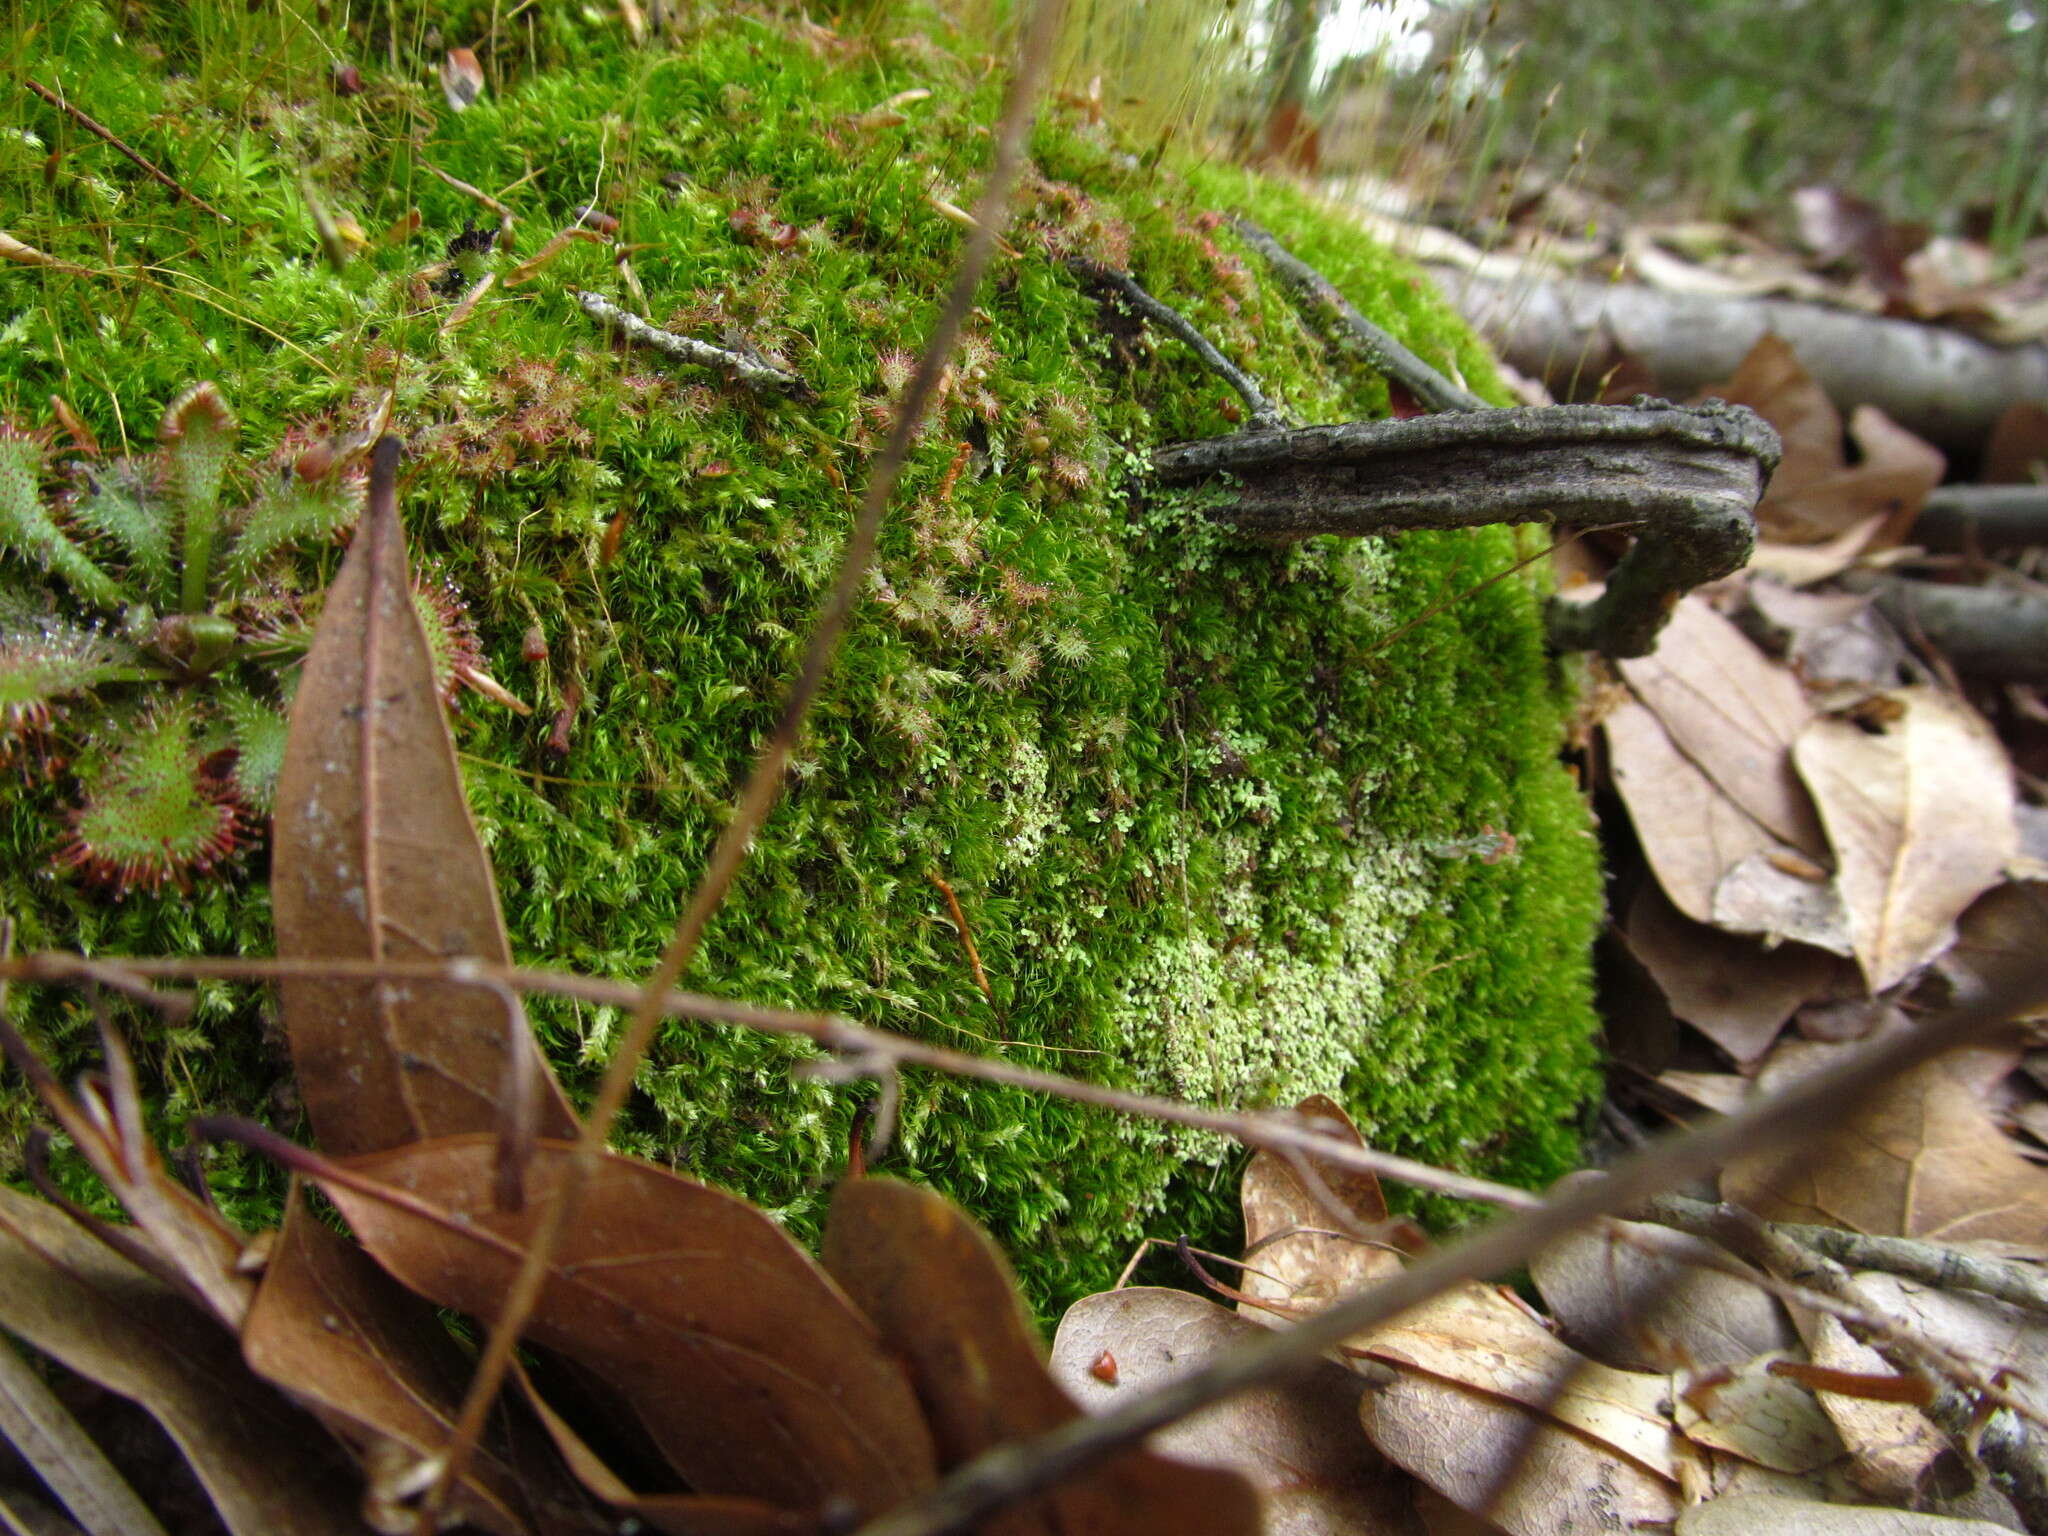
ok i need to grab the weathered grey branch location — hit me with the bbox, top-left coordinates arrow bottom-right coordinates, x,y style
1845,571 -> 2048,683
1151,398 -> 1780,657
1640,1193 -> 2048,1319
1233,218 -> 1486,413
572,290 -> 808,397
1066,258 -> 1290,430
1917,483 -> 2048,553
1437,266 -> 2048,454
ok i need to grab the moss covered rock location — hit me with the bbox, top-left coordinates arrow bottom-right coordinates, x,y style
0,0 -> 1601,1308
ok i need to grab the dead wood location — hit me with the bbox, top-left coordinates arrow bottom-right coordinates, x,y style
1917,483 -> 2048,552
1437,268 -> 2048,453
1844,572 -> 2048,683
1150,398 -> 1780,656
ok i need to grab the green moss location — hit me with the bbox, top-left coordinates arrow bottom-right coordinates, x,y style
0,0 -> 1600,1310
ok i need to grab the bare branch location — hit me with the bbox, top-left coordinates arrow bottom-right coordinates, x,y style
573,290 -> 809,397
1232,217 -> 1483,413
1067,258 -> 1289,430
0,949 -> 1536,1211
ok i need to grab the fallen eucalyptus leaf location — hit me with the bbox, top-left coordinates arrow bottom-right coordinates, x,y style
0,1185 -> 360,1536
315,1136 -> 937,1518
1617,595 -> 1827,857
242,1185 -> 604,1535
1358,1370 -> 1679,1536
1051,1287 -> 1417,1536
272,438 -> 578,1158
1239,1094 -> 1405,1322
1530,1219 -> 1795,1373
824,1178 -> 1259,1536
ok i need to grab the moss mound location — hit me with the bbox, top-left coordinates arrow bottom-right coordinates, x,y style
0,0 -> 1601,1309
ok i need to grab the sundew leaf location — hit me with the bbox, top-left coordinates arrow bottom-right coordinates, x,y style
822,1176 -> 1260,1536
270,437 -> 577,1156
69,458 -> 175,596
0,428 -> 123,610
312,1136 -> 939,1517
223,469 -> 359,592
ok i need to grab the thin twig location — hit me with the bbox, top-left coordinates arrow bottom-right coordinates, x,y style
1065,257 -> 1290,430
929,870 -> 992,1002
1232,217 -> 1482,412
425,4 -> 1068,1519
850,963 -> 2048,1536
420,162 -> 516,243
1639,1193 -> 2048,1320
22,77 -> 233,224
573,290 -> 807,396
0,949 -> 1535,1212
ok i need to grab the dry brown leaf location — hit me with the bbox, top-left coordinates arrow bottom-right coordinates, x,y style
1710,851 -> 1856,956
1770,406 -> 1945,550
1670,1353 -> 1844,1474
1708,334 -> 1846,509
1240,1094 -> 1405,1321
1793,688 -> 2017,992
1706,336 -> 1945,545
1355,1281 -> 1683,1482
823,1178 -> 1259,1536
1790,1315 -> 1948,1503
313,1136 -> 937,1518
1605,699 -> 1788,925
0,1185 -> 362,1536
1617,596 -> 1827,856
1655,1072 -> 1753,1116
1722,1050 -> 2048,1246
1358,1370 -> 1680,1536
509,1363 -> 820,1536
1984,401 -> 2048,485
1747,513 -> 1890,587
1621,882 -> 1837,1064
1678,1492 -> 2012,1534
242,1185 -> 604,1536
1936,882 -> 2048,1017
1852,1272 -> 2048,1426
272,438 -> 578,1157
1530,1220 -> 1795,1374
1051,1288 -> 1419,1536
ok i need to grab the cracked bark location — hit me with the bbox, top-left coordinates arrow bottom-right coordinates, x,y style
1151,398 -> 1781,658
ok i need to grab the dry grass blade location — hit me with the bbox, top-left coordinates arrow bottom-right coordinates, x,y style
435,1 -> 1069,1509
277,1133 -> 937,1517
271,436 -> 577,1158
241,1186 -> 600,1535
822,1177 -> 1259,1536
0,1185 -> 361,1536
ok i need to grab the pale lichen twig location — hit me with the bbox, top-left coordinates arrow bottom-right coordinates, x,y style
1639,1192 -> 2048,1319
1232,217 -> 1482,412
1066,257 -> 1290,430
572,290 -> 808,397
